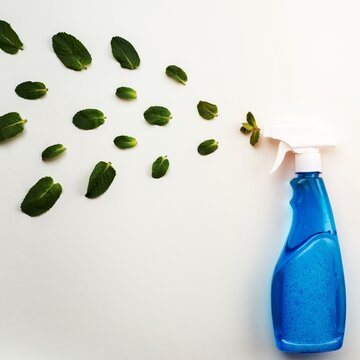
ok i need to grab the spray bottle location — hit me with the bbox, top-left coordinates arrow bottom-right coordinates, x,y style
263,125 -> 346,352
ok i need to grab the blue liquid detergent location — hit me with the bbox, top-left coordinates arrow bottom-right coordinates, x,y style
271,172 -> 346,352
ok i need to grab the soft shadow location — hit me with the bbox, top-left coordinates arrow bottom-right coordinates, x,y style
279,352 -> 333,359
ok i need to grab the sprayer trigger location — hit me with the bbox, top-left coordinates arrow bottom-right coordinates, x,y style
271,141 -> 292,174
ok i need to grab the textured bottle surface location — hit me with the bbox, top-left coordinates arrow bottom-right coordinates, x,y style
271,172 -> 346,352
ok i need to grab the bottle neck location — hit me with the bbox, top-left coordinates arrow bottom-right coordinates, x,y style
295,171 -> 321,178
295,152 -> 322,173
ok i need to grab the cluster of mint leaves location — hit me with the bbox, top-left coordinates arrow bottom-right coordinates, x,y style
0,19 -> 260,217
240,112 -> 261,146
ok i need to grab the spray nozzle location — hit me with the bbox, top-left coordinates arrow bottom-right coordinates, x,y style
262,125 -> 336,173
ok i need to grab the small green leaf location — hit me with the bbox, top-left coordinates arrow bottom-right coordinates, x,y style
114,135 -> 137,149
152,156 -> 169,179
52,32 -> 92,71
144,106 -> 172,126
240,126 -> 251,134
116,87 -> 137,100
250,129 -> 260,146
0,20 -> 23,54
197,101 -> 218,120
0,112 -> 27,143
111,36 -> 140,70
246,112 -> 257,127
85,161 -> 116,198
15,81 -> 48,100
73,109 -> 105,130
197,139 -> 219,156
21,176 -> 62,217
241,122 -> 253,132
42,144 -> 66,160
166,65 -> 187,85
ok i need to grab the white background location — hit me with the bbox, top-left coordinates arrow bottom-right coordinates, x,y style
1,0 -> 360,359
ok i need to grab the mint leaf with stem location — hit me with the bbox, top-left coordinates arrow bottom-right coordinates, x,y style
21,177 -> 62,217
240,111 -> 261,146
0,20 -> 23,54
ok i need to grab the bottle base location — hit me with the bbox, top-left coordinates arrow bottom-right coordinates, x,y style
275,337 -> 343,353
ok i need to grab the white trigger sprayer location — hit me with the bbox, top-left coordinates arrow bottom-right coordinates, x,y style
262,125 -> 336,173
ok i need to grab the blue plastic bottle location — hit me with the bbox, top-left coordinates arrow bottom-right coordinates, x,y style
271,172 -> 346,352
263,125 -> 346,353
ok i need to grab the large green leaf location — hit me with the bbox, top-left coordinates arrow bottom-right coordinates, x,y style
21,177 -> 62,217
15,81 -> 48,100
85,161 -> 116,198
166,65 -> 187,85
42,144 -> 66,160
52,32 -> 92,71
111,36 -> 140,69
197,101 -> 218,120
197,139 -> 219,156
115,86 -> 137,100
144,106 -> 172,126
152,156 -> 169,179
0,112 -> 27,143
72,109 -> 105,130
113,135 -> 137,149
0,20 -> 23,54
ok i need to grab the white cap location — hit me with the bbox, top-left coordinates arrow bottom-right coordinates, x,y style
262,125 -> 336,173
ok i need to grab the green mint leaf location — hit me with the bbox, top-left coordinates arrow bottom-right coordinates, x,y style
52,32 -> 92,71
144,106 -> 172,126
165,65 -> 187,85
241,122 -> 253,132
73,109 -> 105,130
197,101 -> 218,120
114,135 -> 137,149
0,20 -> 23,54
116,86 -> 137,100
42,144 -> 66,160
0,112 -> 27,143
111,36 -> 140,70
15,81 -> 48,100
240,126 -> 251,134
152,156 -> 169,179
85,161 -> 116,198
21,176 -> 62,217
197,139 -> 219,156
250,129 -> 260,146
246,112 -> 257,127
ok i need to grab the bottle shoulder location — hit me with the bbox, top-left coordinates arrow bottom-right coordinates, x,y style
287,174 -> 337,248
